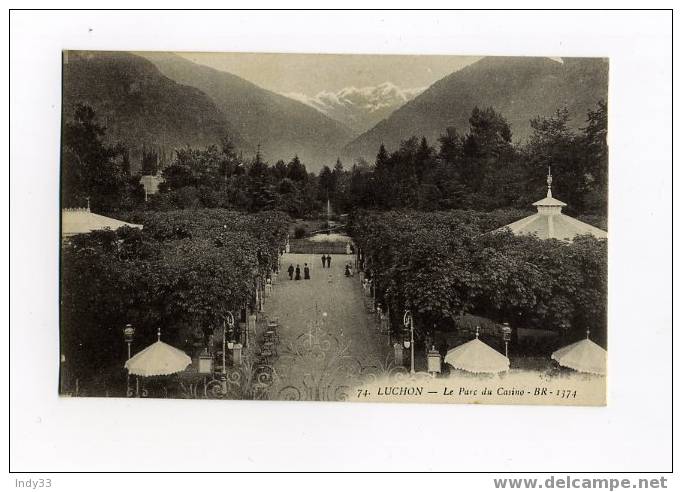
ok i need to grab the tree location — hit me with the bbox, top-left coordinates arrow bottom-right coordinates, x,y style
461,106 -> 514,194
61,104 -> 129,211
247,149 -> 275,211
219,135 -> 241,181
273,159 -> 288,181
375,144 -> 389,170
524,108 -> 584,213
414,136 -> 433,182
286,155 -> 308,182
161,145 -> 225,190
61,209 -> 292,394
348,160 -> 375,210
372,144 -> 394,209
348,210 -> 607,349
140,147 -> 159,175
579,100 -> 608,217
438,127 -> 464,169
318,165 -> 333,197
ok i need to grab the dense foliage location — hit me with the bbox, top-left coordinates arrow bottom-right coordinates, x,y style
61,104 -> 144,210
349,210 -> 607,348
60,210 -> 290,389
61,101 -> 607,226
59,97 -> 608,388
341,102 -> 608,221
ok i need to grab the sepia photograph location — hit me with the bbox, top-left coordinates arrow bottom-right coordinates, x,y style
10,8 -> 673,478
59,50 -> 609,405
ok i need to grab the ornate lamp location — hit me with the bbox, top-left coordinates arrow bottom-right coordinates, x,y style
225,312 -> 236,350
123,324 -> 135,359
403,310 -> 415,373
502,322 -> 512,358
402,311 -> 411,348
123,323 -> 135,397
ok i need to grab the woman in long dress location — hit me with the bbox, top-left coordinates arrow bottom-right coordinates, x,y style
304,263 -> 311,280
295,264 -> 301,280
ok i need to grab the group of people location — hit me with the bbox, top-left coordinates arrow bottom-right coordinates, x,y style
320,254 -> 332,269
285,254 -> 355,281
287,263 -> 310,281
344,262 -> 354,277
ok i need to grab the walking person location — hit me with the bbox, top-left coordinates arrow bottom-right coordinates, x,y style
304,263 -> 311,280
326,254 -> 332,269
295,264 -> 301,281
287,264 -> 294,280
321,254 -> 326,269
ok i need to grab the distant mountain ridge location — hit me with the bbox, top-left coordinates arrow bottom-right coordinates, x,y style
139,52 -> 355,171
342,56 -> 609,161
286,82 -> 425,133
62,51 -> 250,169
63,53 -> 609,175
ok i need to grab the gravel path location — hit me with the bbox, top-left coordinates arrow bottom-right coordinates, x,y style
264,253 -> 392,400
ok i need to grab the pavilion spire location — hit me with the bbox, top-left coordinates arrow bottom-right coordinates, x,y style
496,168 -> 607,241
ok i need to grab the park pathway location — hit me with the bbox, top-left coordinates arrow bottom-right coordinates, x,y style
263,253 -> 391,400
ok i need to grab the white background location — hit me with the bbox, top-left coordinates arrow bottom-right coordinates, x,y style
6,6 -> 675,484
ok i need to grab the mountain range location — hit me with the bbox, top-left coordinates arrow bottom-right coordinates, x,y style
138,52 -> 354,167
286,82 -> 425,134
342,56 -> 609,161
62,51 -> 250,167
62,52 -> 608,173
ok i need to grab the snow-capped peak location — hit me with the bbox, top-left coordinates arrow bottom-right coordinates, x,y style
286,83 -> 426,133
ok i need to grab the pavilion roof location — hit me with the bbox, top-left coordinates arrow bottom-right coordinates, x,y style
496,168 -> 607,242
501,212 -> 607,241
62,208 -> 143,237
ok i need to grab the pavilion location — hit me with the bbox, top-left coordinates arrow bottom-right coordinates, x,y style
497,168 -> 607,242
61,202 -> 143,238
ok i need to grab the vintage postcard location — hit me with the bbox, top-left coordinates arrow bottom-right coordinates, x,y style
60,51 -> 608,405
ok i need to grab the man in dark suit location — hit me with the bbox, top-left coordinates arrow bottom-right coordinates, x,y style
287,264 -> 294,280
321,254 -> 326,268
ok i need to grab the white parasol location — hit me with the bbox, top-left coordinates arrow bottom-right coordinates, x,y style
444,330 -> 510,374
551,331 -> 607,375
124,329 -> 192,377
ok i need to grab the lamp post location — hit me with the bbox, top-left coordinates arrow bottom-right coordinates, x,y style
502,322 -> 512,358
123,324 -> 135,359
221,311 -> 236,394
403,310 -> 415,374
123,324 -> 135,397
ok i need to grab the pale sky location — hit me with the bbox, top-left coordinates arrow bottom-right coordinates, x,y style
177,52 -> 481,95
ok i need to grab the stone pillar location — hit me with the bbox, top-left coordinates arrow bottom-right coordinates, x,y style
232,344 -> 243,366
248,314 -> 257,339
393,343 -> 404,366
238,321 -> 247,347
